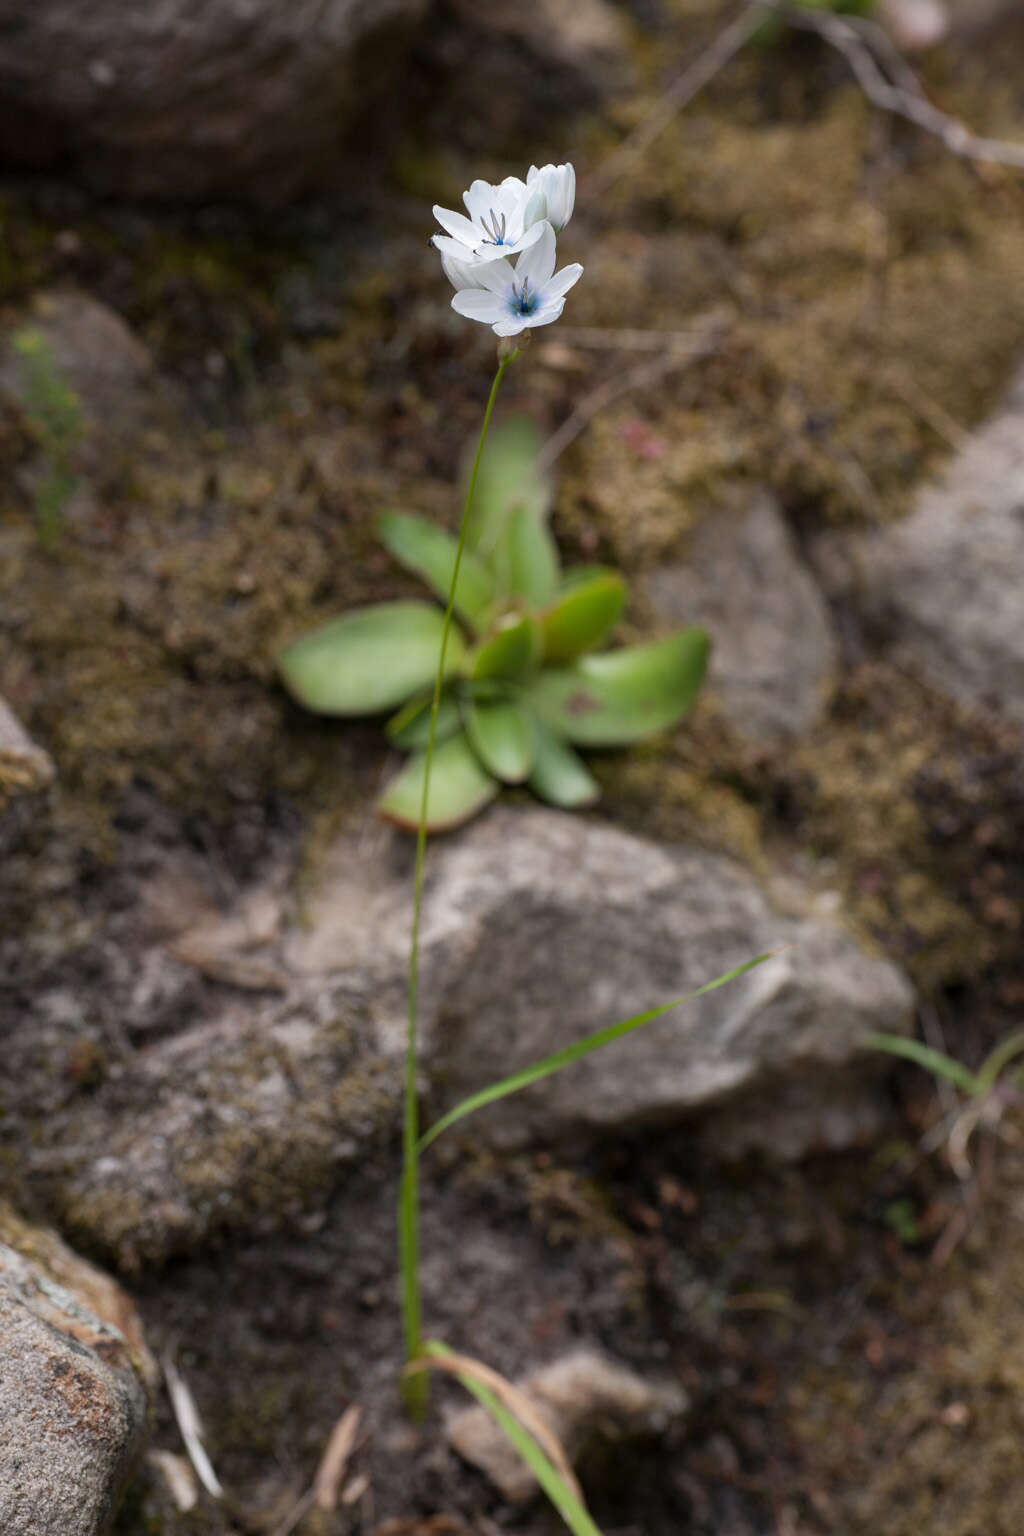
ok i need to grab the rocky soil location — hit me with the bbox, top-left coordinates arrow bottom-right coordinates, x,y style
2,0 -> 1024,1532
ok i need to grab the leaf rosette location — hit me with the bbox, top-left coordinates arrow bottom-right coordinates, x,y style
276,419 -> 709,830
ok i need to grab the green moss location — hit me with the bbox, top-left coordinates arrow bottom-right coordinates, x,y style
782,665 -> 1024,991
779,1143 -> 1024,1534
566,75 -> 1024,533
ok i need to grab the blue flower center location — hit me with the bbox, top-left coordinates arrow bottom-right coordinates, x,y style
509,277 -> 538,317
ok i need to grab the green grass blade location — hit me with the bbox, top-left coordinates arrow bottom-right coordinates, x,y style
975,1029 -> 1024,1097
419,953 -> 774,1153
865,1032 -> 980,1096
423,1342 -> 605,1536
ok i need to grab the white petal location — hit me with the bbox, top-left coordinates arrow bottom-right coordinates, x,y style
542,262 -> 583,301
433,234 -> 512,268
513,222 -> 556,290
433,205 -> 481,248
463,179 -> 497,222
441,250 -> 489,290
527,165 -> 540,183
452,290 -> 507,323
465,258 -> 512,296
521,188 -> 547,230
433,233 -> 474,262
524,298 -> 566,329
503,221 -> 546,257
492,315 -> 527,337
492,180 -> 529,230
557,164 -> 576,230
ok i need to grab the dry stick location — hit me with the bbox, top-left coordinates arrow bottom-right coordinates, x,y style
586,3 -> 769,197
589,0 -> 1024,207
269,1406 -> 366,1536
407,1351 -> 584,1504
313,1404 -> 364,1511
535,315 -> 730,477
162,1355 -> 224,1502
840,8 -> 931,99
270,1489 -> 316,1536
762,0 -> 1024,171
887,371 -> 971,453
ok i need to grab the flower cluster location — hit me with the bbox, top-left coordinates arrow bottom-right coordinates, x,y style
433,164 -> 582,338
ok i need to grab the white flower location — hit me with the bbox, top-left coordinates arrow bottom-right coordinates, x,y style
526,163 -> 575,233
439,248 -> 494,292
449,222 -> 583,337
433,175 -> 546,266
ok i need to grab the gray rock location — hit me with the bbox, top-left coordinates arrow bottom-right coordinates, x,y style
855,365 -> 1024,728
295,807 -> 914,1158
12,292 -> 152,396
439,0 -> 630,132
48,806 -> 911,1265
0,0 -> 429,203
0,695 -> 54,808
0,1206 -> 153,1535
0,291 -> 156,438
51,989 -> 400,1268
447,1346 -> 687,1503
646,492 -> 839,743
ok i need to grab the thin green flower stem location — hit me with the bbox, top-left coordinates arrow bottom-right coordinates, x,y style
400,350 -> 517,1411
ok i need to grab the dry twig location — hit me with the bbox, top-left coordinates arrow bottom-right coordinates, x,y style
313,1404 -> 363,1512
536,312 -> 730,476
269,1403 -> 365,1536
589,0 -> 1024,203
762,0 -> 1024,170
587,4 -> 768,197
406,1349 -> 584,1504
163,1355 -> 224,1501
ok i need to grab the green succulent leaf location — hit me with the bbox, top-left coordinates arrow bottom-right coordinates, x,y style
527,717 -> 600,809
376,511 -> 494,631
525,628 -> 709,745
386,690 -> 463,751
492,503 -> 561,609
377,732 -> 498,831
464,698 -> 535,784
277,602 -> 466,716
541,570 -> 626,664
471,613 -> 543,681
466,417 -> 550,555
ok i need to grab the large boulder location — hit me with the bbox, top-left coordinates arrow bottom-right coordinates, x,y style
851,364 -> 1024,730
0,0 -> 429,203
291,807 -> 914,1159
42,806 -> 912,1267
0,0 -> 628,203
645,491 -> 839,743
0,1205 -> 153,1536
48,989 -> 401,1269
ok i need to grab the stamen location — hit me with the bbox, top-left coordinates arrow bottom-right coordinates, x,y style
480,207 -> 509,246
509,276 -> 537,316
